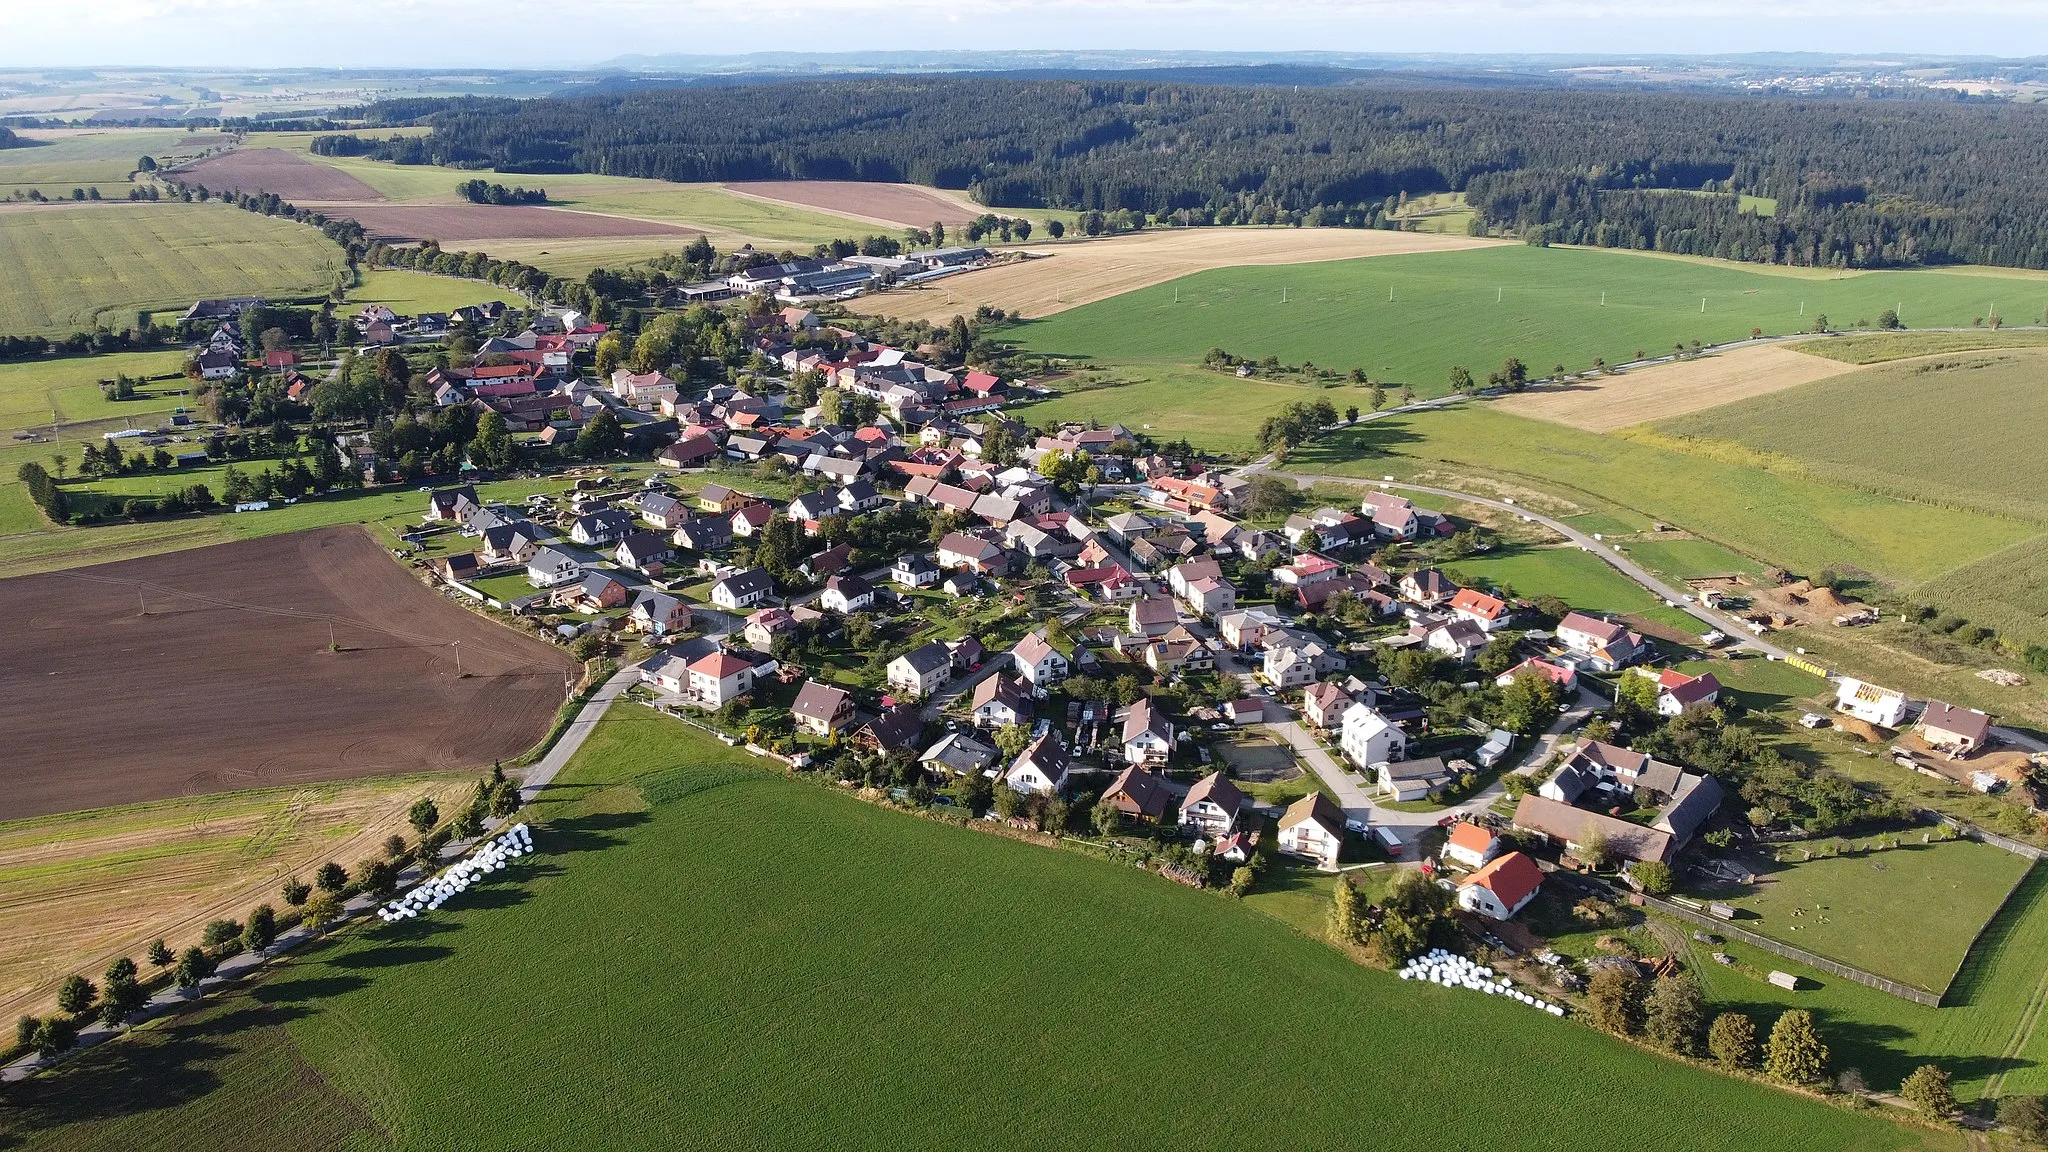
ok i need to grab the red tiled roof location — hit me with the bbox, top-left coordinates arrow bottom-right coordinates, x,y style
1460,851 -> 1543,909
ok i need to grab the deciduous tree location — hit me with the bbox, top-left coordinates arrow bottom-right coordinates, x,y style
1765,1009 -> 1829,1086
1901,1064 -> 1955,1118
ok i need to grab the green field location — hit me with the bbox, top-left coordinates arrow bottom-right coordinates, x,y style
1017,364 -> 1381,455
0,350 -> 194,430
1011,245 -> 2048,399
0,128 -> 234,197
1796,329 -> 2048,364
1,712 -> 1948,1152
345,269 -> 510,318
0,203 -> 346,335
1618,537 -> 1765,582
1917,535 -> 2048,652
1437,542 -> 1698,632
1681,839 -> 2030,995
1660,348 -> 2048,526
1290,406 -> 2036,586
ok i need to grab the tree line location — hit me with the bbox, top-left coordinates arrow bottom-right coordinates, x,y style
316,78 -> 2048,268
454,178 -> 547,206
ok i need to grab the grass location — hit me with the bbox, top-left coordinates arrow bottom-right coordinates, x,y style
0,128 -> 235,197
344,269 -> 509,317
1,710 -> 1952,1152
1793,329 -> 2048,364
1440,542 -> 1697,631
1289,405 -> 2037,586
1917,534 -> 2048,652
1015,363 -> 1382,455
0,349 -> 195,430
1620,537 -> 1765,582
0,203 -> 346,335
1678,838 -> 2029,994
1010,244 -> 2048,400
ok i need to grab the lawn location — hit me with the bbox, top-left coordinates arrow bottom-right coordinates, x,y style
1678,838 -> 2030,995
1009,244 -> 2048,399
345,269 -> 509,317
1439,542 -> 1698,632
0,349 -> 194,430
1,711 -> 1949,1152
0,203 -> 346,335
1013,363 -> 1382,455
1289,405 -> 2036,587
1621,537 -> 1765,582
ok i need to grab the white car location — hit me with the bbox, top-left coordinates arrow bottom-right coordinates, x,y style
1799,713 -> 1829,729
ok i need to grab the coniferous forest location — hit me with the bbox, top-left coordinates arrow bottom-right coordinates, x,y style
319,78 -> 2048,269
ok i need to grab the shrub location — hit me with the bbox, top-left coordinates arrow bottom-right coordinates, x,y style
1709,1012 -> 1757,1070
1587,967 -> 1643,1035
1630,860 -> 1673,896
1644,976 -> 1705,1056
1996,1094 -> 2048,1142
200,919 -> 243,949
1902,1064 -> 1956,1117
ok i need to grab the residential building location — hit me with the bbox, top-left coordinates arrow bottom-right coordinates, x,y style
561,570 -> 629,613
628,590 -> 691,636
1422,619 -> 1490,664
1005,728 -> 1070,795
819,574 -> 876,614
1339,704 -> 1407,770
972,674 -> 1031,729
743,607 -> 798,652
1376,756 -> 1453,803
1128,595 -> 1180,638
673,517 -> 733,553
525,547 -> 582,589
1448,588 -> 1511,632
921,730 -> 999,777
1512,794 -> 1674,865
1399,568 -> 1457,607
936,530 -> 1007,575
1303,682 -> 1353,731
1278,792 -> 1346,870
1835,677 -> 1910,729
635,492 -> 689,531
1180,772 -> 1248,838
711,568 -> 775,611
615,532 -> 676,574
1009,630 -> 1069,688
1457,852 -> 1545,921
1648,668 -> 1722,716
570,508 -> 635,546
1102,765 -> 1173,822
1557,612 -> 1646,671
892,553 -> 941,588
1441,822 -> 1501,871
1121,698 -> 1175,765
687,651 -> 756,708
790,680 -> 855,737
1496,658 -> 1577,692
1920,701 -> 1993,757
887,641 -> 954,699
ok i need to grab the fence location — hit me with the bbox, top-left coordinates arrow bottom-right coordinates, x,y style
1639,892 -> 1942,1007
1917,809 -> 2046,861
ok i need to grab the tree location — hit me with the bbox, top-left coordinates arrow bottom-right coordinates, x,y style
994,723 -> 1031,762
32,1016 -> 75,1059
490,780 -> 521,817
302,890 -> 343,931
1996,1094 -> 2048,1143
1370,383 -> 1386,411
1448,364 -> 1475,393
1587,967 -> 1643,1035
1765,1009 -> 1830,1086
315,861 -> 348,892
1244,473 -> 1298,519
1575,821 -> 1612,870
593,331 -> 625,379
1091,799 -> 1121,838
173,946 -> 214,990
1901,1064 -> 1955,1118
408,796 -> 441,835
471,409 -> 518,473
243,904 -> 278,953
104,957 -> 137,986
574,408 -> 625,459
1631,859 -> 1674,896
1644,975 -> 1706,1055
1046,219 -> 1064,239
99,970 -> 147,1028
55,974 -> 97,1016
1877,308 -> 1903,330
146,939 -> 173,969
1327,875 -> 1363,945
282,876 -> 311,905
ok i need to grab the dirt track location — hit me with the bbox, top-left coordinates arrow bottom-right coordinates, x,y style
1494,343 -> 1858,431
171,148 -> 386,202
0,526 -> 576,820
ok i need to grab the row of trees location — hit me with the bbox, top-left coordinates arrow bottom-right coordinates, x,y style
454,178 -> 547,205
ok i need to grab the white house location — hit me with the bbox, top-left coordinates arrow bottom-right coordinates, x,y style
1836,677 -> 1909,729
892,552 -> 941,588
1648,668 -> 1722,716
1456,851 -> 1544,921
1557,612 -> 1645,671
1447,588 -> 1511,632
1422,619 -> 1489,663
525,547 -> 582,589
1180,771 -> 1247,838
1278,792 -> 1346,870
819,574 -> 876,614
1376,756 -> 1454,803
972,674 -> 1031,729
1009,630 -> 1069,688
1441,822 -> 1501,871
687,651 -> 755,708
1339,704 -> 1407,771
888,641 -> 954,699
710,569 -> 775,611
1121,698 -> 1175,765
1005,728 -> 1070,795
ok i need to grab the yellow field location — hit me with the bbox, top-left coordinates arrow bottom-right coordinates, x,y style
1494,342 -> 1860,431
0,774 -> 472,1021
849,227 -> 1502,324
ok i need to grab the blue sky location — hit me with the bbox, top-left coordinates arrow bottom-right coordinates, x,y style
6,1 -> 2048,69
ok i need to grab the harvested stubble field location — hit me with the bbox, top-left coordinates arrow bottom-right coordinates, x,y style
0,711 -> 1949,1152
331,203 -> 700,244
171,147 -> 384,202
1495,342 -> 1858,431
851,226 -> 1495,324
0,525 -> 575,821
722,179 -> 987,228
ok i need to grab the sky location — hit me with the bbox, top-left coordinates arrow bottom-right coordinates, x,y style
5,0 -> 2048,69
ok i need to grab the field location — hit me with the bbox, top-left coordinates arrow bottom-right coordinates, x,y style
722,179 -> 992,228
0,710 -> 1948,1152
1679,839 -> 2030,994
1917,535 -> 2048,653
1015,363 -> 1383,455
0,526 -> 575,821
332,204 -> 699,245
1009,244 -> 2048,399
345,269 -> 509,318
0,203 -> 346,335
855,226 -> 1495,324
0,349 -> 194,431
1658,348 -> 2048,526
1495,342 -> 1859,431
1288,406 -> 2037,586
1797,328 -> 2048,364
170,148 -> 384,202
0,128 -> 235,198
0,773 -> 471,1024
1435,542 -> 1700,633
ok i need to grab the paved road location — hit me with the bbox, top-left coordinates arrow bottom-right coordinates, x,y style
518,665 -> 640,802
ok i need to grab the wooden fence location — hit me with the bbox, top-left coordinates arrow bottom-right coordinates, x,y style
1639,893 -> 1942,1007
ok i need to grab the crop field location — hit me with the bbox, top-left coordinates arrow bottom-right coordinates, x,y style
0,525 -> 575,821
0,203 -> 345,335
0,349 -> 194,431
1659,348 -> 2048,526
1494,342 -> 1859,431
1679,839 -> 2029,994
170,147 -> 384,201
856,226 -> 1492,325
1915,535 -> 2048,653
0,773 -> 470,1023
332,204 -> 699,244
1,711 -> 1948,1152
1009,244 -> 2048,399
722,179 -> 992,228
0,128 -> 234,197
1289,406 -> 2037,586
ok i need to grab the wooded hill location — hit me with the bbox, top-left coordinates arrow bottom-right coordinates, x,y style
323,79 -> 2048,269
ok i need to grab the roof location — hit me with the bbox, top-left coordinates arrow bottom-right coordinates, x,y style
973,673 -> 1027,711
689,651 -> 753,679
1460,851 -> 1544,910
1105,764 -> 1173,818
922,731 -> 998,774
1500,658 -> 1575,686
791,680 -> 851,722
1559,612 -> 1629,644
1446,821 -> 1498,855
1130,596 -> 1178,627
1122,697 -> 1173,746
1381,756 -> 1452,783
715,568 -> 774,596
1011,630 -> 1060,667
1280,791 -> 1345,836
1184,771 -> 1246,815
825,574 -> 873,600
860,706 -> 925,751
1511,794 -> 1673,863
1304,681 -> 1352,713
1922,700 -> 1993,744
893,640 -> 953,676
1449,588 -> 1508,620
1660,670 -> 1722,709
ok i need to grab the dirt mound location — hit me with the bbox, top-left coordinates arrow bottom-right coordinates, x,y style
173,148 -> 384,201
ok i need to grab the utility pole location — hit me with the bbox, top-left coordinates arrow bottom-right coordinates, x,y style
137,586 -> 146,617
453,640 -> 462,677
1600,291 -> 1606,307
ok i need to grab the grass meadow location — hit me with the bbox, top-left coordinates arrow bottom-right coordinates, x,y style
1798,329 -> 2048,364
1437,542 -> 1700,632
1010,244 -> 2048,398
1016,363 -> 1382,455
0,712 -> 1951,1152
346,269 -> 510,318
0,349 -> 194,429
0,129 -> 235,198
0,203 -> 346,335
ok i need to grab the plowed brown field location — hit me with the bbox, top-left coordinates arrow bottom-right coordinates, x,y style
1493,342 -> 1859,431
172,148 -> 385,201
0,525 -> 576,821
723,180 -> 984,228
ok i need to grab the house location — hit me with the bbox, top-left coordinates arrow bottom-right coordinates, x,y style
481,524 -> 544,567
819,574 -> 876,614
892,553 -> 941,588
697,483 -> 753,513
743,607 -> 799,651
687,651 -> 756,708
1121,698 -> 1175,765
1920,701 -> 1993,758
1457,852 -> 1545,921
1448,588 -> 1511,632
1422,619 -> 1490,664
730,502 -> 778,538
1278,792 -> 1346,870
710,568 -> 775,611
1399,568 -> 1457,607
1303,682 -> 1354,731
628,590 -> 691,636
560,570 -> 628,613
639,651 -> 692,696
425,485 -> 480,522
1128,595 -> 1180,638
1541,740 -> 1679,805
1835,677 -> 1910,729
787,491 -> 838,530
1441,822 -> 1502,871
1557,613 -> 1646,672
1496,658 -> 1577,693
673,517 -> 733,553
801,543 -> 853,580
196,347 -> 239,381
1475,728 -> 1515,769
525,547 -> 582,589
1183,576 -> 1237,619
1102,764 -> 1174,822
1222,698 -> 1263,726
1263,635 -> 1343,688
1512,794 -> 1674,865
972,674 -> 1031,729
1005,728 -> 1071,795
921,730 -> 999,777
615,532 -> 676,574
1648,668 -> 1721,716
942,571 -> 981,598
936,531 -> 1007,575
790,680 -> 855,737
636,491 -> 689,531
1340,704 -> 1407,771
856,706 -> 926,754
1377,756 -> 1454,802
657,435 -> 720,470
1166,557 -> 1223,602
1180,772 -> 1248,838
570,509 -> 635,546
947,635 -> 984,674
1219,607 -> 1288,651
887,641 -> 954,699
1009,630 -> 1069,688
439,552 -> 481,583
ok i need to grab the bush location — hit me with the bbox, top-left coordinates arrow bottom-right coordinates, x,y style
1588,967 -> 1644,1035
1765,1009 -> 1830,1086
1902,1064 -> 1956,1117
200,919 -> 243,949
1709,1012 -> 1757,1070
1630,860 -> 1673,896
1996,1094 -> 2048,1142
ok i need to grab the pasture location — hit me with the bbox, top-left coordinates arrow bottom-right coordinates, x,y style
1290,405 -> 2037,586
1796,328 -> 2048,364
1679,839 -> 2030,995
0,128 -> 234,198
1495,342 -> 1859,431
0,349 -> 194,431
0,711 -> 1949,1152
0,525 -> 574,821
1016,363 -> 1381,455
1009,244 -> 2048,398
1437,542 -> 1699,633
0,203 -> 345,335
345,269 -> 509,318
